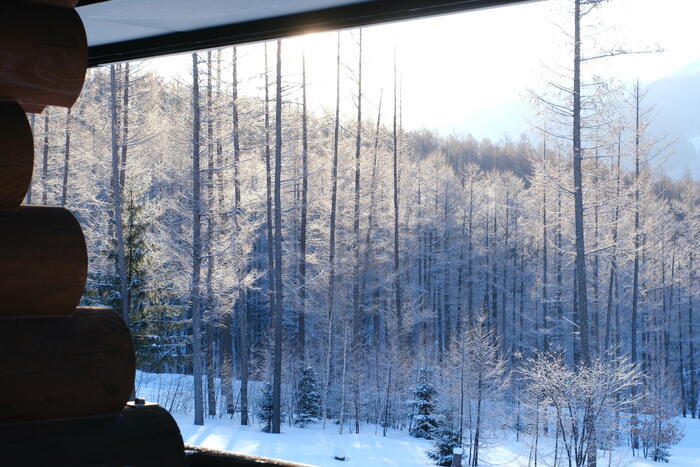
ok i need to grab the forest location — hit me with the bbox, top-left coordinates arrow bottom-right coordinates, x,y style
26,1 -> 699,465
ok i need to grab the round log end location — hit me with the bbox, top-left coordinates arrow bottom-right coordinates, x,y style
0,206 -> 88,316
0,307 -> 136,423
0,102 -> 34,208
0,2 -> 87,108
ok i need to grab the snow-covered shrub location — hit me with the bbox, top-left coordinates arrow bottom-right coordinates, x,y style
258,382 -> 275,432
295,366 -> 323,427
638,362 -> 684,462
410,368 -> 439,439
428,426 -> 460,466
522,353 -> 640,467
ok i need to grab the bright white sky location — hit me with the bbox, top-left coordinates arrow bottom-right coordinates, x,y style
144,0 -> 700,141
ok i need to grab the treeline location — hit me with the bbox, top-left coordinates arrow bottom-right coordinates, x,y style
29,25 -> 698,466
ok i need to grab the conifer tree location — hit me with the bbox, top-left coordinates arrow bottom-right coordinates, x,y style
258,382 -> 275,433
428,426 -> 460,466
410,368 -> 439,439
295,367 -> 323,427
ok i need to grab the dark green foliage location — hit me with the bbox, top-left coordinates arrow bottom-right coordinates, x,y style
258,382 -> 275,432
410,368 -> 439,440
84,191 -> 188,372
295,366 -> 322,427
428,426 -> 460,466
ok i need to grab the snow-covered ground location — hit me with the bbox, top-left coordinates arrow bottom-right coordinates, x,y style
135,372 -> 700,466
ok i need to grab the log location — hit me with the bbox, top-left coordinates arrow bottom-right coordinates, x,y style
0,206 -> 87,316
0,102 -> 33,208
0,402 -> 186,466
0,307 -> 136,423
0,2 -> 87,109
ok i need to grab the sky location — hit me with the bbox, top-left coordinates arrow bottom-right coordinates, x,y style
142,0 -> 700,142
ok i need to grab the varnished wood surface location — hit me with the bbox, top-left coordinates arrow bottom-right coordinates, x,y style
0,307 -> 136,423
0,103 -> 33,208
0,206 -> 87,316
0,2 -> 87,109
0,402 -> 186,466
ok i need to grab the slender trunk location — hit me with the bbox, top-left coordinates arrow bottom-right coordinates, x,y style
264,43 -> 276,338
631,80 -> 642,449
42,109 -> 49,205
60,108 -> 71,206
573,0 -> 591,367
271,39 -> 284,435
190,53 -> 205,426
542,139 -> 549,353
352,30 -> 363,434
392,49 -> 403,349
204,50 -> 217,418
119,63 -> 130,193
231,47 -> 248,425
689,251 -> 697,417
110,65 -> 130,329
298,53 -> 309,364
323,33 -> 341,426
604,132 -> 621,352
674,252 -> 687,416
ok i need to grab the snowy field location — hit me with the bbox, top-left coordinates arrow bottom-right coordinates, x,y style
135,372 -> 700,466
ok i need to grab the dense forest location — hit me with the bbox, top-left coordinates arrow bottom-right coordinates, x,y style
27,3 -> 699,465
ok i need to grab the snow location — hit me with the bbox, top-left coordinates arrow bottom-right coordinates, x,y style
176,416 -> 434,466
134,371 -> 700,466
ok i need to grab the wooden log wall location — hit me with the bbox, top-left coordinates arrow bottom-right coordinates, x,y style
0,1 -> 187,464
0,103 -> 33,207
0,206 -> 87,316
0,402 -> 186,466
0,307 -> 135,422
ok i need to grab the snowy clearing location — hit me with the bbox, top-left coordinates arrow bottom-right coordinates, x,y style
135,372 -> 700,466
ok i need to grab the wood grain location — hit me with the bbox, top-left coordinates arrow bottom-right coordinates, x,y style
0,206 -> 88,316
0,2 -> 87,109
0,402 -> 186,466
0,307 -> 136,423
0,103 -> 34,208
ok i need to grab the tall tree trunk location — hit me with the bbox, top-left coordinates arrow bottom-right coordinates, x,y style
674,251 -> 687,416
604,131 -> 621,352
271,39 -> 284,435
60,108 -> 71,207
542,138 -> 549,353
573,0 -> 591,368
352,30 -> 363,434
110,65 -> 130,329
231,46 -> 249,425
392,50 -> 403,349
263,43 -> 276,344
119,63 -> 130,193
204,50 -> 217,418
360,90 -> 382,361
42,109 -> 49,205
689,251 -> 697,418
630,79 -> 642,450
298,53 -> 309,364
190,52 -> 205,426
323,32 -> 341,426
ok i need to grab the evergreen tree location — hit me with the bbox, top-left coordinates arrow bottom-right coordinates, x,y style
428,426 -> 460,466
410,368 -> 439,439
258,382 -> 275,432
295,366 -> 323,427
